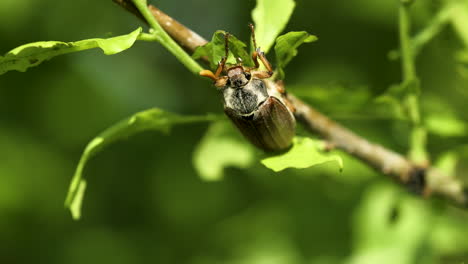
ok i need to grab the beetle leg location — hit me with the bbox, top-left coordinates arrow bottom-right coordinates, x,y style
274,80 -> 295,112
199,70 -> 217,81
251,50 -> 260,69
214,76 -> 228,88
249,24 -> 261,70
249,24 -> 258,50
215,57 -> 227,77
248,23 -> 273,77
257,49 -> 273,74
200,56 -> 227,80
250,53 -> 273,79
251,70 -> 272,79
275,80 -> 286,94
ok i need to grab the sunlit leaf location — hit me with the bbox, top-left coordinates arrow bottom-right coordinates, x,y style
192,30 -> 253,70
348,183 -> 432,264
252,0 -> 296,53
64,108 -> 219,220
274,31 -> 317,79
193,120 -> 255,181
429,211 -> 468,255
69,180 -> 86,220
425,113 -> 466,137
0,28 -> 142,75
434,151 -> 458,177
261,137 -> 343,172
451,0 -> 468,48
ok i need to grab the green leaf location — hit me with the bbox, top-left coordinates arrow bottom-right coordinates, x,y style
425,113 -> 467,137
349,183 -> 433,264
252,0 -> 296,53
193,120 -> 255,181
64,108 -> 219,220
0,28 -> 142,75
274,31 -> 317,79
374,79 -> 420,121
69,180 -> 87,220
434,151 -> 458,177
451,0 -> 468,49
192,31 -> 253,70
261,137 -> 343,172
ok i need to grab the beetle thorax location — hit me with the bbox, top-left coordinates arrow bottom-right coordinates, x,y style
222,77 -> 269,115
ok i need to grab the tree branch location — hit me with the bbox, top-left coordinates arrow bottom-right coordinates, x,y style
112,0 -> 468,208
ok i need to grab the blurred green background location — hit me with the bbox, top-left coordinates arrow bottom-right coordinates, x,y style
1,0 -> 468,263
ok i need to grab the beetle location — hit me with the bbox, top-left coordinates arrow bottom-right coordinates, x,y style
199,24 -> 296,152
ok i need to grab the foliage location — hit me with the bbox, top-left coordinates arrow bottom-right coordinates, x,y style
192,120 -> 255,181
0,28 -> 142,75
65,108 -> 219,219
1,0 -> 468,264
251,0 -> 296,53
193,30 -> 254,69
274,31 -> 318,79
261,137 -> 342,172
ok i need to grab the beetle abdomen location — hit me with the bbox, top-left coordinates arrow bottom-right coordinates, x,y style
225,96 -> 296,152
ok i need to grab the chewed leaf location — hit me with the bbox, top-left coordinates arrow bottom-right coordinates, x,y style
193,120 -> 255,181
261,137 -> 343,172
252,0 -> 296,53
274,31 -> 317,79
0,28 -> 142,75
64,108 -> 219,220
193,30 -> 253,70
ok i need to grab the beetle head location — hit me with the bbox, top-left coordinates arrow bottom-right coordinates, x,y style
226,66 -> 251,88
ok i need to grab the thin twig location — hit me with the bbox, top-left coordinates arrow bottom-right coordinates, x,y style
113,0 -> 207,51
399,1 -> 428,164
112,0 -> 468,208
388,2 -> 453,60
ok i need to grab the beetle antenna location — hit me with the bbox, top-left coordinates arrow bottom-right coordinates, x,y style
249,23 -> 258,51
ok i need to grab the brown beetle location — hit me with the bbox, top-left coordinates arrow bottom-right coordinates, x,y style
200,24 -> 296,152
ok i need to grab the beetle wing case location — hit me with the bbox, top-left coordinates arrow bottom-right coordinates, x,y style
225,96 -> 296,152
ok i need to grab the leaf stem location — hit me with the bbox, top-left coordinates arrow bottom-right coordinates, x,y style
389,2 -> 453,60
399,2 -> 416,82
137,32 -> 159,41
411,3 -> 453,56
131,0 -> 203,75
399,1 -> 427,163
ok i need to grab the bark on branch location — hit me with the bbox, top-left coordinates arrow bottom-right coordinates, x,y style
112,0 -> 468,208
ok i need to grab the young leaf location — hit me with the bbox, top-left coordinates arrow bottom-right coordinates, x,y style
193,120 -> 255,181
349,183 -> 432,264
425,113 -> 466,137
64,108 -> 219,220
252,0 -> 296,53
261,137 -> 343,172
434,151 -> 458,177
192,31 -> 253,70
0,28 -> 142,75
451,0 -> 468,49
274,31 -> 317,79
